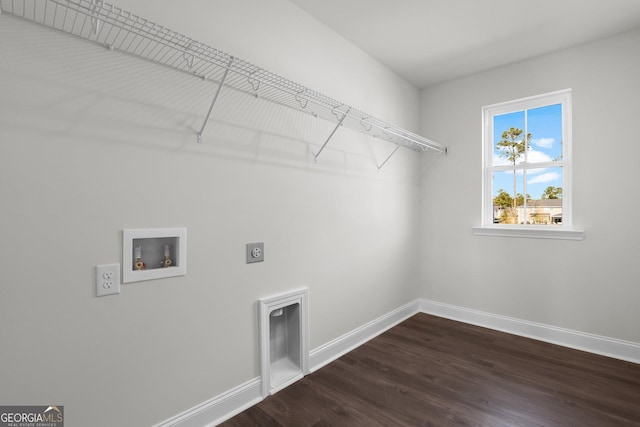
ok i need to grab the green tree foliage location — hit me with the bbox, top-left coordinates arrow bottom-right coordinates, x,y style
542,186 -> 563,199
496,128 -> 530,164
515,193 -> 529,207
496,127 -> 531,208
494,189 -> 530,208
493,189 -> 512,208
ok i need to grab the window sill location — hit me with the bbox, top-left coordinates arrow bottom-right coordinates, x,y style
472,226 -> 585,240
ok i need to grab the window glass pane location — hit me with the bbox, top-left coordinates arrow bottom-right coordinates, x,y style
526,166 -> 563,225
493,111 -> 526,166
526,104 -> 563,163
484,90 -> 571,229
492,169 -> 524,224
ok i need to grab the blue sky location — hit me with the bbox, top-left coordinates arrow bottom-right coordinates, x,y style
492,104 -> 563,199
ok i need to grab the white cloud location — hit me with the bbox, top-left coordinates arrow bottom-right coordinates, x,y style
493,156 -> 510,167
528,171 -> 561,184
493,149 -> 553,166
527,149 -> 553,163
532,137 -> 555,149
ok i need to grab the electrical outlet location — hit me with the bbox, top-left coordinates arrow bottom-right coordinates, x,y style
246,242 -> 264,263
96,264 -> 120,297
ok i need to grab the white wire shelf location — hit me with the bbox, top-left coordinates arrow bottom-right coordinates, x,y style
0,0 -> 446,163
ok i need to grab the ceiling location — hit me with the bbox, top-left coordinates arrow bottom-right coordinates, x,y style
289,0 -> 640,88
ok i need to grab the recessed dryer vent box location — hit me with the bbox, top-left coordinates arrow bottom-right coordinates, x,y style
259,288 -> 309,397
122,228 -> 187,283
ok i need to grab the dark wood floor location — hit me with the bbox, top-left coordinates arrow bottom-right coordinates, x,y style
221,313 -> 640,426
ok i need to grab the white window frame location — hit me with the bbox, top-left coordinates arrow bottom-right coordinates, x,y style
473,89 -> 584,240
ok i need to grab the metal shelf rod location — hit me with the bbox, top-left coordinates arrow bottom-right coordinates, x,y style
377,144 -> 402,170
314,108 -> 351,161
197,57 -> 233,144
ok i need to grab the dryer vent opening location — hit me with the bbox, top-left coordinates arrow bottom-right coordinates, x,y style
259,288 -> 309,397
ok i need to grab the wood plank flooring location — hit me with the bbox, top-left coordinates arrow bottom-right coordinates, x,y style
220,313 -> 640,426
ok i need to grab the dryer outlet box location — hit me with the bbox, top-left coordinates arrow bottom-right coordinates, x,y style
247,242 -> 264,263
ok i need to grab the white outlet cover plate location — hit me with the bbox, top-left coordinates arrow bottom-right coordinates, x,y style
96,263 -> 121,297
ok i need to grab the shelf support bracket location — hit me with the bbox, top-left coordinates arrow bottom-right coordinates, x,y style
314,107 -> 350,161
248,72 -> 260,93
360,118 -> 373,132
295,91 -> 308,109
183,44 -> 195,69
197,56 -> 234,144
90,0 -> 101,34
376,144 -> 401,170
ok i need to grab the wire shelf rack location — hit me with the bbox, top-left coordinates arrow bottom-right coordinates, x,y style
0,0 -> 446,164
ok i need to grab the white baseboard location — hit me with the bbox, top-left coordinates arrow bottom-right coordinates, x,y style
152,378 -> 262,427
419,298 -> 640,364
154,300 -> 420,427
309,300 -> 420,372
156,298 -> 640,426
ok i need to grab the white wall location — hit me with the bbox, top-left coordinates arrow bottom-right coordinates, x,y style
0,1 -> 422,426
419,28 -> 640,343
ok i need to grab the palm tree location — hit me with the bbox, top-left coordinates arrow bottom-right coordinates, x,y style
496,127 -> 531,213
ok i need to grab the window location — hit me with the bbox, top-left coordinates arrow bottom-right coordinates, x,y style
474,89 -> 584,240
